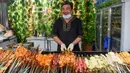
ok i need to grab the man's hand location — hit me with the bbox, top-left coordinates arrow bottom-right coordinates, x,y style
61,44 -> 66,51
68,43 -> 74,51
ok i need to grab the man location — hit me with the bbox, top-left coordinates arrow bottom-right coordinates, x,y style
52,1 -> 83,51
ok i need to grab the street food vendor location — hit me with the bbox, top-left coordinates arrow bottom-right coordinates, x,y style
52,1 -> 83,51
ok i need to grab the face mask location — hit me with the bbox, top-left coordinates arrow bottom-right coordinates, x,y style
63,14 -> 71,19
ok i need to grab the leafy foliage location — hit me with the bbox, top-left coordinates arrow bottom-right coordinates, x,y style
8,0 -> 96,44
8,0 -> 29,42
84,0 -> 96,44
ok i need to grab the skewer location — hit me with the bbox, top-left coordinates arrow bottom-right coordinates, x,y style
34,65 -> 39,73
109,65 -> 117,73
124,64 -> 130,72
68,66 -> 70,73
42,66 -> 45,73
2,57 -> 15,73
56,66 -> 59,73
65,65 -> 68,73
13,61 -> 22,73
61,67 -> 63,73
115,62 -> 121,73
29,62 -> 35,73
120,64 -> 127,73
7,58 -> 18,73
39,66 -> 44,73
18,62 -> 27,73
40,67 -> 45,73
53,65 -> 56,73
38,66 -> 44,73
23,66 -> 31,73
47,65 -> 50,73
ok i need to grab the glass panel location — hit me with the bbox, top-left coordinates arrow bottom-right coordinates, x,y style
96,10 -> 101,49
111,6 -> 122,51
111,6 -> 122,38
102,8 -> 109,50
111,38 -> 120,51
102,8 -> 108,37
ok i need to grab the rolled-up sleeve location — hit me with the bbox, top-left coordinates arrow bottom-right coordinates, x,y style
52,20 -> 58,37
77,20 -> 83,39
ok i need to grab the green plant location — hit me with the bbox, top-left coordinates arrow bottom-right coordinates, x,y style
8,0 -> 94,43
70,0 -> 96,44
8,0 -> 29,42
8,0 -> 55,42
83,0 -> 96,44
34,0 -> 54,37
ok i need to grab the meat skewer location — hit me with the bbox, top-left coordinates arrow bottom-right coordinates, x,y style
7,58 -> 19,73
2,45 -> 130,73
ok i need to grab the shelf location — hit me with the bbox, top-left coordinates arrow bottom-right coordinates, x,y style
111,14 -> 121,16
114,27 -> 121,30
112,37 -> 121,42
103,26 -> 108,28
112,16 -> 121,18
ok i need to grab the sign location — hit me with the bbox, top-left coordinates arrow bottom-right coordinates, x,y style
95,0 -> 110,5
95,0 -> 121,8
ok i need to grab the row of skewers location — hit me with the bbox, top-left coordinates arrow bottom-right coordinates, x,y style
0,44 -> 130,73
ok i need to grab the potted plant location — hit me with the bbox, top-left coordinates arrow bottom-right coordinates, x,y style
82,0 -> 96,51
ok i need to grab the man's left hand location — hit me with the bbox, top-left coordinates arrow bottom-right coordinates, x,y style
68,43 -> 74,51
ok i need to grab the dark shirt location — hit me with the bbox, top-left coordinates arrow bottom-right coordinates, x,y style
52,16 -> 83,51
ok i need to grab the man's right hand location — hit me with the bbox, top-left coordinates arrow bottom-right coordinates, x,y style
61,44 -> 66,51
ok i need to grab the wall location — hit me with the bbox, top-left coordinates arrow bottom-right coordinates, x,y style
121,0 -> 130,51
0,2 -> 8,27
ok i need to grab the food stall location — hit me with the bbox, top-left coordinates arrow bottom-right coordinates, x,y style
0,44 -> 130,73
0,0 -> 130,73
